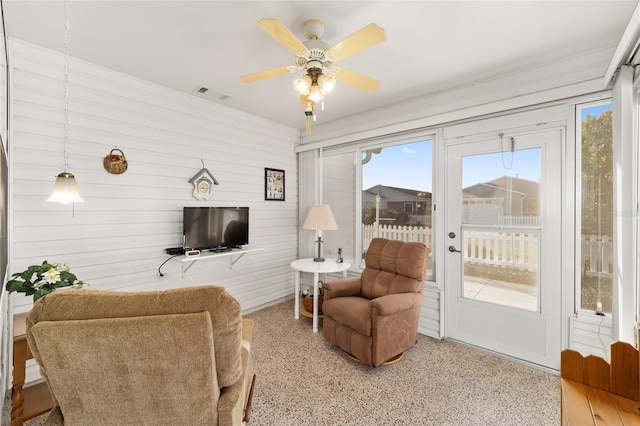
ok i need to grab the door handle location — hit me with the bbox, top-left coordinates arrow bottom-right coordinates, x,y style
448,245 -> 461,253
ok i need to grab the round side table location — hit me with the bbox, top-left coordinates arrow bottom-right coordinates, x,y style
290,258 -> 351,333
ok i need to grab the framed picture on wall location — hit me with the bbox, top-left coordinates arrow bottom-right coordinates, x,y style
265,168 -> 285,201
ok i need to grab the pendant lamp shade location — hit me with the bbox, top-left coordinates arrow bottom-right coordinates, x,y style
47,172 -> 84,204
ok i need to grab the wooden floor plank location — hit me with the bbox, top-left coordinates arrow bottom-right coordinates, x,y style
611,394 -> 640,426
561,379 -> 596,425
585,386 -> 622,425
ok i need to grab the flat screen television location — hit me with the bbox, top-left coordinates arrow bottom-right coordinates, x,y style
183,207 -> 249,251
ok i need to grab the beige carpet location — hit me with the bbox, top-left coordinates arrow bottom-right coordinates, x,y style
3,299 -> 560,425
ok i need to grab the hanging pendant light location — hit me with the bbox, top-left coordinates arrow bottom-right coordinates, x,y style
47,172 -> 83,204
47,0 -> 83,205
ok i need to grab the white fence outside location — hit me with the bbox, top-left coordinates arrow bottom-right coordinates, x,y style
363,224 -> 432,250
463,229 -> 539,272
498,215 -> 540,227
363,223 -> 613,277
581,234 -> 613,278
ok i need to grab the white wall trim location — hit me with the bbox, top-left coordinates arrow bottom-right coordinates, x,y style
612,65 -> 638,344
604,2 -> 640,87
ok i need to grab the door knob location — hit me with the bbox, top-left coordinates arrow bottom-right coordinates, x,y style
448,245 -> 461,253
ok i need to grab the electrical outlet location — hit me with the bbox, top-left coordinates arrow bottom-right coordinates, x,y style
328,249 -> 333,256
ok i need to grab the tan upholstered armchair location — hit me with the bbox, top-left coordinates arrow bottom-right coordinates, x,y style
322,238 -> 429,367
25,286 -> 256,426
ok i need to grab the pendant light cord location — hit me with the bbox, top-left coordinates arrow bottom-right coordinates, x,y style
63,0 -> 70,172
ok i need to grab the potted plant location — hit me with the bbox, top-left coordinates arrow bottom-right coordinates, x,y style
5,261 -> 86,301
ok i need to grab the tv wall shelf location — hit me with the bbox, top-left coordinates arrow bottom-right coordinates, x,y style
178,246 -> 264,274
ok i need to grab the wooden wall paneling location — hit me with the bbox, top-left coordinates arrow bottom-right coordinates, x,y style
609,341 -> 640,400
10,37 -> 300,321
583,355 -> 611,391
418,287 -> 440,339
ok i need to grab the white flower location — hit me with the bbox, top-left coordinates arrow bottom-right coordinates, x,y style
56,263 -> 70,272
43,268 -> 61,284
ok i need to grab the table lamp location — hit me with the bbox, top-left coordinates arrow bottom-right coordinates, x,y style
302,204 -> 338,262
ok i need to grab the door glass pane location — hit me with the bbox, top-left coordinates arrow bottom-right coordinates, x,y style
578,102 -> 613,313
362,140 -> 433,279
461,148 -> 541,311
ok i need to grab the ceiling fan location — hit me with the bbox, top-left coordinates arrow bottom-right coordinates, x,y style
240,18 -> 386,133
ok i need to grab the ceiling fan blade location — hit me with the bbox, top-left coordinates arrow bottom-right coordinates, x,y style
257,18 -> 307,53
327,23 -> 386,61
240,66 -> 291,83
335,68 -> 380,93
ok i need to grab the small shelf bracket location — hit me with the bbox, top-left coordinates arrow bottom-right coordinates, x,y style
177,247 -> 263,276
229,252 -> 247,269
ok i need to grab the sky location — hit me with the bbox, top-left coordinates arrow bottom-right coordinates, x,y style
362,139 -> 540,191
362,102 -> 612,192
362,141 -> 432,191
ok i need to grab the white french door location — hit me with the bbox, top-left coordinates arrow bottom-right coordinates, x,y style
444,129 -> 562,369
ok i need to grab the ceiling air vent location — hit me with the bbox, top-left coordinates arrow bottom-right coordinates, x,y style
192,86 -> 230,101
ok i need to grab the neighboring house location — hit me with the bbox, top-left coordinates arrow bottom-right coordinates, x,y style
363,184 -> 432,226
462,176 -> 540,224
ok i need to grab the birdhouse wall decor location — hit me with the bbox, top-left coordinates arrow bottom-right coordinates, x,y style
189,167 -> 219,201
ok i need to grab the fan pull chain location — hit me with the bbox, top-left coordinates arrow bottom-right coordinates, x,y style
304,103 -> 314,134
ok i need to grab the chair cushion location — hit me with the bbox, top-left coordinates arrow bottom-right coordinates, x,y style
30,312 -> 219,425
27,286 -> 243,388
323,297 -> 372,336
361,238 -> 428,299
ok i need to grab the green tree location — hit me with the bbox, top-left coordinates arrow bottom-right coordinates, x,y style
581,109 -> 613,236
362,205 -> 377,225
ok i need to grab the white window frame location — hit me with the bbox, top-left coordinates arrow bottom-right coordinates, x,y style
321,131 -> 437,284
574,99 -> 615,318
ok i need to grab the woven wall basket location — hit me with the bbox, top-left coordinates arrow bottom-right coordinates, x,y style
103,148 -> 128,175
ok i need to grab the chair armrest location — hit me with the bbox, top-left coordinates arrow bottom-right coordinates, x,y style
370,293 -> 424,316
323,278 -> 362,300
219,319 -> 254,426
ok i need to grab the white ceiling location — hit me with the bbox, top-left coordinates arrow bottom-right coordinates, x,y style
2,1 -> 638,131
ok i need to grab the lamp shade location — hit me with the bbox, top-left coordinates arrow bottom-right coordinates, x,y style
302,204 -> 338,231
46,172 -> 85,204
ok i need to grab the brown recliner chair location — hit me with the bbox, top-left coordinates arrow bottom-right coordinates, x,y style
25,286 -> 255,425
322,238 -> 429,367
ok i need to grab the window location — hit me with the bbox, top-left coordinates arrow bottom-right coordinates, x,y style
362,140 -> 434,279
577,101 -> 613,313
321,136 -> 435,282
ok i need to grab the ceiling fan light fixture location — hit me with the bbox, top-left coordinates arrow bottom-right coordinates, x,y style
240,18 -> 386,132
294,74 -> 312,95
308,84 -> 323,103
317,74 -> 335,94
